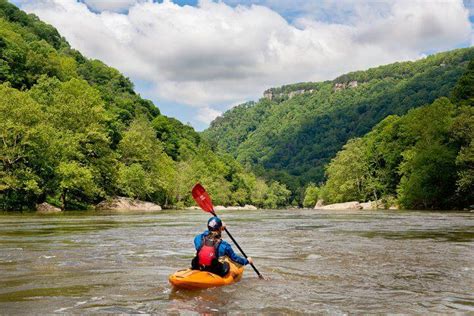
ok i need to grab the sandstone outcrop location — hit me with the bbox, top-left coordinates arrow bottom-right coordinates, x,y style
36,202 -> 62,213
315,201 -> 362,210
96,197 -> 161,212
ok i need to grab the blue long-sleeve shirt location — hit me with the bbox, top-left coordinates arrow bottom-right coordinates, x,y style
194,230 -> 249,265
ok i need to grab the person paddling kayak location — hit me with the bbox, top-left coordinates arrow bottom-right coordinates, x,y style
191,216 -> 253,276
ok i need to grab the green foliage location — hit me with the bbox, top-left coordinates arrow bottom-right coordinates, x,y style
57,161 -> 99,209
0,0 -> 64,49
397,142 -> 457,209
204,48 -> 474,203
451,59 -> 474,105
451,105 -> 474,205
303,184 -> 320,208
152,115 -> 200,160
0,2 -> 286,210
117,163 -> 153,200
322,138 -> 369,203
116,116 -> 174,203
321,95 -> 473,209
0,83 -> 45,209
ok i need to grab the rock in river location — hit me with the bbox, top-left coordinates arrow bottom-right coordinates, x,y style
36,202 -> 62,214
96,197 -> 161,212
316,201 -> 363,210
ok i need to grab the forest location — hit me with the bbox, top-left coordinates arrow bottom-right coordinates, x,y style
0,0 -> 290,211
310,59 -> 473,210
204,47 -> 474,208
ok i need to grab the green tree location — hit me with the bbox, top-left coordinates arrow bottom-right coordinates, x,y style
117,115 -> 175,204
303,184 -> 320,208
0,83 -> 45,209
322,138 -> 369,203
57,161 -> 99,210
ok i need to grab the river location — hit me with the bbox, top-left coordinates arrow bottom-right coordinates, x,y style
0,209 -> 473,314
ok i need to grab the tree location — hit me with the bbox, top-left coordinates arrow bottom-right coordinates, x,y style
57,161 -> 99,210
322,138 -> 369,203
303,184 -> 320,208
0,83 -> 45,209
117,115 -> 175,204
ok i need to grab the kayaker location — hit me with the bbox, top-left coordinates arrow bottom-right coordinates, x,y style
191,216 -> 253,276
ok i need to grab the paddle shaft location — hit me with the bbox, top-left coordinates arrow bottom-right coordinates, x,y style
212,211 -> 264,279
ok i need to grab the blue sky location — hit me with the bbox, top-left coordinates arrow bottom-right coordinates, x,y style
13,0 -> 474,130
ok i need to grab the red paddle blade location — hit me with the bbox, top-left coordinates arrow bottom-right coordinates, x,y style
192,183 -> 214,213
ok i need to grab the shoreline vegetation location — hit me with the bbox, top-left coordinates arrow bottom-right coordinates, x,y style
5,196 -> 474,214
1,2 -> 473,212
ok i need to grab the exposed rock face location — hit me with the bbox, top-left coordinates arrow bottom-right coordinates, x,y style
348,80 -> 358,88
241,204 -> 258,210
360,201 -> 380,210
333,83 -> 346,92
288,89 -> 305,98
36,202 -> 62,213
316,201 -> 362,210
263,88 -> 316,101
333,80 -> 358,92
317,200 -> 398,210
96,197 -> 161,212
263,90 -> 273,100
315,199 -> 324,208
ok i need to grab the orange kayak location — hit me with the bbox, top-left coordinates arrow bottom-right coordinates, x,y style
169,258 -> 244,289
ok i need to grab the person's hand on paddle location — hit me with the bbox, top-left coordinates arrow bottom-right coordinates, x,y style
221,221 -> 226,229
247,257 -> 253,265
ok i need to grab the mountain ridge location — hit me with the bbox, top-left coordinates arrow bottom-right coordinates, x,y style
203,47 -> 474,198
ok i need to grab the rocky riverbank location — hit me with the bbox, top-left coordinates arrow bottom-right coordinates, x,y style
186,205 -> 258,211
96,197 -> 162,212
315,200 -> 398,210
36,202 -> 62,214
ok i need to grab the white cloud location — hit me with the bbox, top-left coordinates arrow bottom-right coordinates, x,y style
197,106 -> 222,124
18,0 -> 472,126
81,0 -> 143,12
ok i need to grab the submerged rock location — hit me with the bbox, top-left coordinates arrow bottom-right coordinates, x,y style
36,202 -> 62,213
96,197 -> 161,212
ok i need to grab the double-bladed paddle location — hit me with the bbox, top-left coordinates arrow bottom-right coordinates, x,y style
192,183 -> 264,279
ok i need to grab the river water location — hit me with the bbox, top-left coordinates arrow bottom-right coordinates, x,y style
0,209 -> 473,314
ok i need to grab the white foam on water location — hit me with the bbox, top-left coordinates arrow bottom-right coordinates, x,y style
307,254 -> 322,260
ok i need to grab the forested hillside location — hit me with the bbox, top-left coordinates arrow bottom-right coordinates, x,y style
314,59 -> 474,210
204,48 -> 474,201
0,1 -> 290,210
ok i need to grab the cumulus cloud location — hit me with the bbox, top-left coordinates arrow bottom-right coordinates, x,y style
197,106 -> 222,125
18,0 -> 472,125
81,0 -> 143,12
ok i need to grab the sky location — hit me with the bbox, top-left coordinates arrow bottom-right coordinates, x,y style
11,0 -> 474,130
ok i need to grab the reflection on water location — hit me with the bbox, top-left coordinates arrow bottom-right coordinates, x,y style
0,209 -> 473,313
